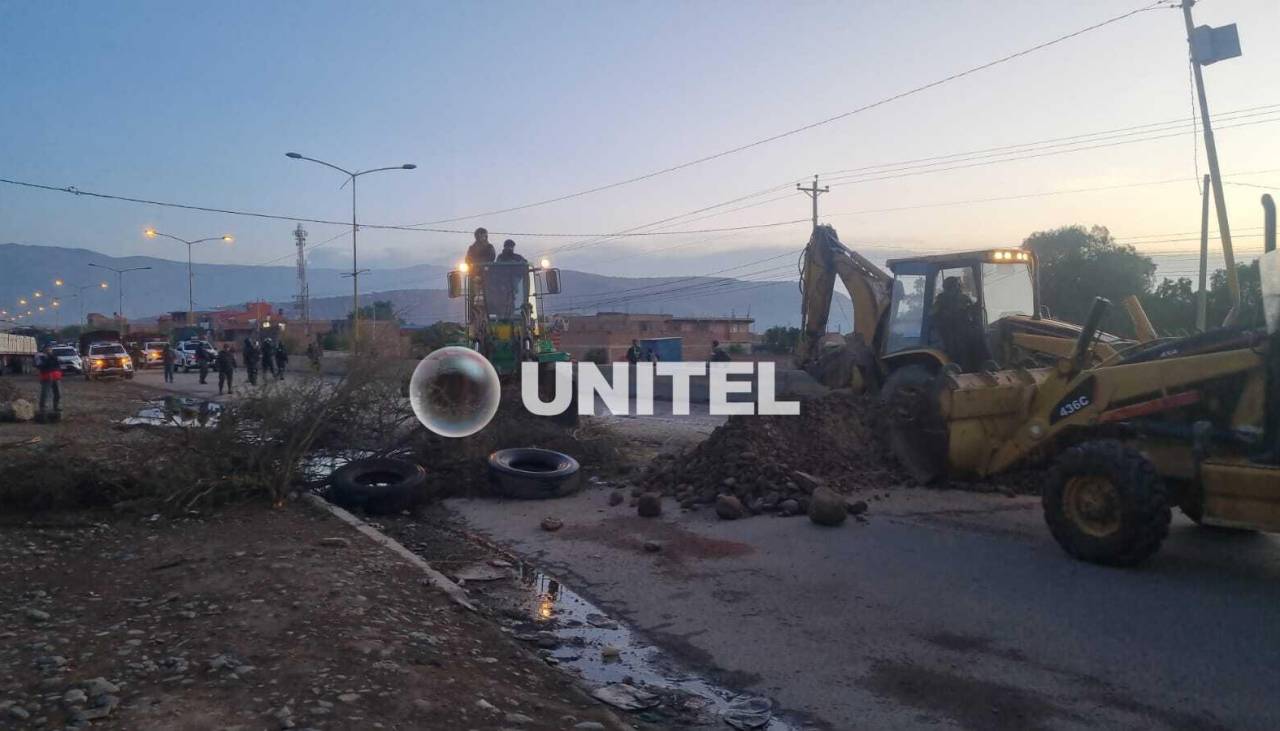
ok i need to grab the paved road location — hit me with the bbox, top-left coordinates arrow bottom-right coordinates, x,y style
452,485 -> 1280,730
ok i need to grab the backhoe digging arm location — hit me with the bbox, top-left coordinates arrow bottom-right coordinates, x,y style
796,225 -> 893,365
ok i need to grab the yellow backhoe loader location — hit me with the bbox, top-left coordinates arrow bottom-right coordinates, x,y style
897,195 -> 1280,565
797,225 -> 1133,478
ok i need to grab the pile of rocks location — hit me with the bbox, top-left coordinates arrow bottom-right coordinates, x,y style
640,391 -> 905,516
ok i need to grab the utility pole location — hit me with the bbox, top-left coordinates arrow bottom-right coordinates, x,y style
294,224 -> 310,337
1182,0 -> 1241,324
1196,174 -> 1211,332
796,175 -> 829,231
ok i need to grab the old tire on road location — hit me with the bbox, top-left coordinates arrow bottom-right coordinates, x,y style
1043,440 -> 1171,566
488,448 -> 581,499
329,457 -> 429,515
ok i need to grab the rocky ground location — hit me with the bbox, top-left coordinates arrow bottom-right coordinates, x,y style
0,503 -> 625,730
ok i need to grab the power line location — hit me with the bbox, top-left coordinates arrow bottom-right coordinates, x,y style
818,103 -> 1280,180
824,115 -> 1280,188
406,1 -> 1168,226
825,168 -> 1280,219
0,176 -> 807,238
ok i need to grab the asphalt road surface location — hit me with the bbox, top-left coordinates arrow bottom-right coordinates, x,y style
452,480 -> 1280,730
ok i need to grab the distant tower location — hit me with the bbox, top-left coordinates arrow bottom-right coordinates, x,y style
294,224 -> 309,334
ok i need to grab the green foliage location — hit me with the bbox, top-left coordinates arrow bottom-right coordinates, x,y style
348,300 -> 403,325
1023,225 -> 1155,335
728,343 -> 747,355
410,321 -> 465,354
760,325 -> 801,353
321,332 -> 349,352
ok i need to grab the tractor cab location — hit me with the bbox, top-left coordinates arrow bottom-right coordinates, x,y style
447,259 -> 569,377
880,250 -> 1070,371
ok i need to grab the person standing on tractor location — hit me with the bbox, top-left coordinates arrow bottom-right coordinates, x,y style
216,344 -> 237,395
36,343 -> 62,416
496,239 -> 527,264
466,227 -> 496,267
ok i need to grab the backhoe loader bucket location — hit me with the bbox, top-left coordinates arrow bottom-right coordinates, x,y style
889,367 -> 1052,480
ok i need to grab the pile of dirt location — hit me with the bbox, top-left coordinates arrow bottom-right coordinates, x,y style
640,391 -> 908,511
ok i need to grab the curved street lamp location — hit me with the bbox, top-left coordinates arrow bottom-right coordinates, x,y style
145,229 -> 233,325
88,263 -> 152,331
285,151 -> 415,350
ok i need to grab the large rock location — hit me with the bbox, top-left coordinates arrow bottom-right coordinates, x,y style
715,494 -> 746,520
637,493 -> 663,518
808,486 -> 847,527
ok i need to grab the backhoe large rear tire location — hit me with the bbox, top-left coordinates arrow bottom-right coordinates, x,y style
1043,440 -> 1170,566
882,364 -> 947,484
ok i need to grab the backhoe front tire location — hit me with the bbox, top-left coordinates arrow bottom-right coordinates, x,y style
882,364 -> 947,484
1043,440 -> 1170,566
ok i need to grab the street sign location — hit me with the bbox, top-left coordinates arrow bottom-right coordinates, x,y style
1191,24 -> 1241,66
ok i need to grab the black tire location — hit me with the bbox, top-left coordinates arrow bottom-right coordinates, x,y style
1043,440 -> 1171,566
487,448 -> 581,499
329,457 -> 429,515
882,364 -> 946,484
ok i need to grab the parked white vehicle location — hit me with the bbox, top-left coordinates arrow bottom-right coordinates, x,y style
174,340 -> 214,371
49,345 -> 83,373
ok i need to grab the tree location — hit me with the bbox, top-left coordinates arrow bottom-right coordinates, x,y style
1023,225 -> 1155,335
1139,262 -> 1262,335
348,300 -> 404,325
410,321 -> 464,354
1140,277 -> 1196,337
760,326 -> 801,354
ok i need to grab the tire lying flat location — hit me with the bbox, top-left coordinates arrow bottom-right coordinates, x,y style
488,448 -> 581,499
329,457 -> 429,515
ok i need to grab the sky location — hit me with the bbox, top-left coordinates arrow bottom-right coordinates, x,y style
2,0 -> 1278,291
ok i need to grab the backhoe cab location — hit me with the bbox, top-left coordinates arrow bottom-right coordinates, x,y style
797,225 -> 1125,394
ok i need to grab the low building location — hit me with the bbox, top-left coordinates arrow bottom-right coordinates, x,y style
554,312 -> 754,362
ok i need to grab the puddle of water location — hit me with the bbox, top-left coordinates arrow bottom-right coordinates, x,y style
120,397 -> 223,428
491,563 -> 797,730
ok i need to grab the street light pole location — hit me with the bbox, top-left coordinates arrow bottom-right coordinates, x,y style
88,263 -> 152,333
285,152 -> 416,352
144,229 -> 233,325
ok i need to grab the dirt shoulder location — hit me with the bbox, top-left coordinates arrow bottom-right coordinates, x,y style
0,502 -> 623,730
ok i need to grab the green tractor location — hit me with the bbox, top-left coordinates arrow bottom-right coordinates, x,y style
447,259 -> 575,418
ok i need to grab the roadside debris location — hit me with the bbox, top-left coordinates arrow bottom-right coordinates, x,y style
724,695 -> 774,729
808,485 -> 847,526
592,683 -> 660,710
637,492 -> 663,517
541,516 -> 564,532
715,494 -> 747,520
640,391 -> 903,515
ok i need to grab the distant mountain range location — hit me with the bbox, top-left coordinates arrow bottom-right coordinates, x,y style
1,243 -> 847,330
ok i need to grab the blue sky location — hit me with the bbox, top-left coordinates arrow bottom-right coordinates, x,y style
2,0 -> 1277,283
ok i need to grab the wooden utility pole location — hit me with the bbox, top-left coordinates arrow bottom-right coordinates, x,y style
797,175 -> 830,231
1182,0 -> 1240,324
1197,174 -> 1211,332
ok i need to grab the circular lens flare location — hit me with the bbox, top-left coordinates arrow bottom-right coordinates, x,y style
409,346 -> 500,438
